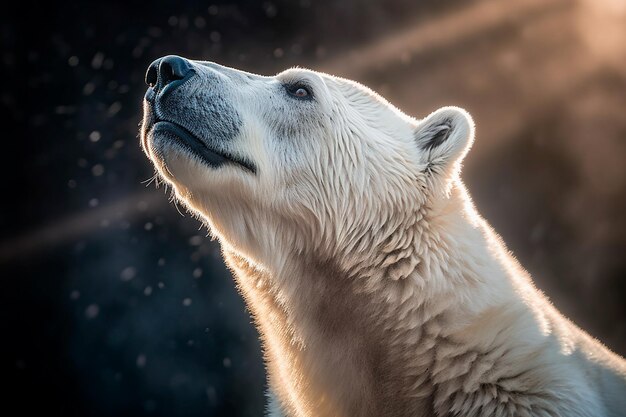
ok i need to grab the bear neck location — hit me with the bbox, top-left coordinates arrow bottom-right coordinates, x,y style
223,180 -> 522,416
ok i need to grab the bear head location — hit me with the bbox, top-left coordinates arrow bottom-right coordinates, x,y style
141,55 -> 475,269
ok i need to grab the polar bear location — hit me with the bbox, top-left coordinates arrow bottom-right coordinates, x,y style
140,55 -> 626,417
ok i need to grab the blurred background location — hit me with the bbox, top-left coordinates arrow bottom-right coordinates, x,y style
2,0 -> 625,415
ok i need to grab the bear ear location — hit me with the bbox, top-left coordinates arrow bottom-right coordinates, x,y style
414,106 -> 474,174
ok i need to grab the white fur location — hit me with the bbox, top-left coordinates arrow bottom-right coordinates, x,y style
142,61 -> 626,417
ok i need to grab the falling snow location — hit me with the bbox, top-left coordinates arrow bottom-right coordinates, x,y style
91,164 -> 104,176
88,131 -> 101,142
85,304 -> 100,319
91,52 -> 104,69
120,266 -> 137,281
136,354 -> 147,368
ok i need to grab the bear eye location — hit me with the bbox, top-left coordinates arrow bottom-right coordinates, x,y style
286,83 -> 312,99
294,88 -> 308,97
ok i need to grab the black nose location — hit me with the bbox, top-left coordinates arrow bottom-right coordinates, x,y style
145,55 -> 193,89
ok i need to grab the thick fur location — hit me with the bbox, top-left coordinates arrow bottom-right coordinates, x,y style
141,57 -> 626,417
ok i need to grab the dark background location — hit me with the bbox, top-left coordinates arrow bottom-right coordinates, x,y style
2,0 -> 625,416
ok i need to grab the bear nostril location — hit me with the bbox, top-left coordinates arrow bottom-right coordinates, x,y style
145,63 -> 158,87
158,55 -> 192,87
160,61 -> 176,84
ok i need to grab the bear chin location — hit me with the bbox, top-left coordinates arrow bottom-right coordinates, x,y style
149,121 -> 256,174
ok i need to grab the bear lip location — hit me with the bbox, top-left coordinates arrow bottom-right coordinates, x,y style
151,121 -> 256,174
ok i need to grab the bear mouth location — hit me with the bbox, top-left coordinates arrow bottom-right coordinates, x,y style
151,121 -> 256,173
